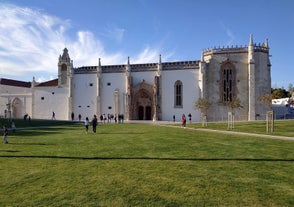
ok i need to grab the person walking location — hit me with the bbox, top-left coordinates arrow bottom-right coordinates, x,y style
92,115 -> 98,133
52,111 -> 56,120
85,117 -> 90,134
3,125 -> 8,144
188,113 -> 192,124
181,114 -> 186,128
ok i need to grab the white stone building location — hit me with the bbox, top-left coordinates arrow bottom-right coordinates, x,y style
0,35 -> 271,122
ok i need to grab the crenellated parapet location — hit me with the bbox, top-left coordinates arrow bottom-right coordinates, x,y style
202,43 -> 269,56
74,66 -> 98,74
73,60 -> 200,74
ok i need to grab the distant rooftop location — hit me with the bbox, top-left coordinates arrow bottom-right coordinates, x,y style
0,78 -> 31,88
0,78 -> 59,88
36,79 -> 58,87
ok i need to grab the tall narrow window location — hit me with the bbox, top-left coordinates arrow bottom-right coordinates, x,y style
174,80 -> 183,107
221,63 -> 235,103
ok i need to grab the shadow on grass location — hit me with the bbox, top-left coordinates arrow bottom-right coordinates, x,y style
0,155 -> 293,162
0,150 -> 20,153
9,129 -> 67,137
9,143 -> 56,146
11,129 -> 144,137
96,132 -> 145,135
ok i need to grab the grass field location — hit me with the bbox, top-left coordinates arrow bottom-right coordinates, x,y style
189,119 -> 294,137
0,119 -> 293,206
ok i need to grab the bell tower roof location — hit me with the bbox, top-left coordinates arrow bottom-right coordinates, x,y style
61,48 -> 70,61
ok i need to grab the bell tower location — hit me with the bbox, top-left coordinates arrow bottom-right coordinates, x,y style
58,48 -> 72,87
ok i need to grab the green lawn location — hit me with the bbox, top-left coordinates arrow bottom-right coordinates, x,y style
188,119 -> 294,137
0,120 -> 293,206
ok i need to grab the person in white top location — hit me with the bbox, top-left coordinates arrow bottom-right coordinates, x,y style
85,117 -> 90,134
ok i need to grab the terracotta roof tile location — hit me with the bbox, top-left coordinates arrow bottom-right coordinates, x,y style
36,79 -> 58,87
0,78 -> 31,88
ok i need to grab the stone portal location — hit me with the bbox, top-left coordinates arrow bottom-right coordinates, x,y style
131,80 -> 154,120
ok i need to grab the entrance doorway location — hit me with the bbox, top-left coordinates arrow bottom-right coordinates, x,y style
145,106 -> 152,120
137,105 -> 152,120
138,106 -> 144,120
131,81 -> 154,120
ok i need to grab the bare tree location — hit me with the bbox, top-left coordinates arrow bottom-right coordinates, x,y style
226,97 -> 243,112
226,97 -> 243,129
259,93 -> 274,132
259,93 -> 272,109
194,97 -> 211,127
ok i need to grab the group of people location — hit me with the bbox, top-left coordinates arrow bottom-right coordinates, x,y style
172,113 -> 192,127
24,114 -> 31,121
97,114 -> 125,124
83,113 -> 125,134
84,115 -> 98,134
181,113 -> 192,128
71,112 -> 82,121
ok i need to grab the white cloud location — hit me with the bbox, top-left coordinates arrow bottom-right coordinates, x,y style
0,3 -> 68,76
218,20 -> 236,45
36,75 -> 54,83
132,45 -> 175,64
102,24 -> 125,43
0,3 -> 172,82
133,46 -> 159,63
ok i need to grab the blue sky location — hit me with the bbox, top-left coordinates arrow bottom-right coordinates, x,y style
0,0 -> 293,88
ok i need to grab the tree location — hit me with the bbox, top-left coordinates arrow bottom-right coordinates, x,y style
226,97 -> 243,112
259,93 -> 274,132
226,97 -> 243,130
288,83 -> 294,97
259,93 -> 272,108
194,97 -> 211,116
194,97 -> 211,127
288,84 -> 294,107
271,88 -> 288,99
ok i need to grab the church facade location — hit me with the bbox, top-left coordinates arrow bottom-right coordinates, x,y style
0,35 -> 271,122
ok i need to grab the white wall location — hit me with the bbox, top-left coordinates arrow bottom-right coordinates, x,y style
33,87 -> 68,120
100,72 -> 126,117
161,69 -> 201,122
0,85 -> 32,119
72,74 -> 98,120
131,71 -> 157,86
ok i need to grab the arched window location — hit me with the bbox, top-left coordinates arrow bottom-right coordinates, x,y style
221,63 -> 235,103
174,80 -> 183,107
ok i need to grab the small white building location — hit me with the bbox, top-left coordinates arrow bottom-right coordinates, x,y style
0,35 -> 271,122
272,97 -> 294,119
